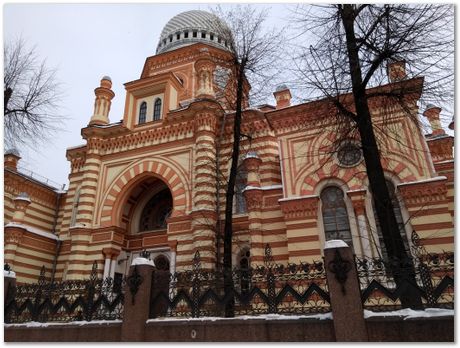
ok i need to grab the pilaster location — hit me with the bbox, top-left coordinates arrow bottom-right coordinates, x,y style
279,195 -> 321,263
191,110 -> 219,268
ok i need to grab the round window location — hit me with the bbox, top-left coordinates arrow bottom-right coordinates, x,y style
337,142 -> 362,167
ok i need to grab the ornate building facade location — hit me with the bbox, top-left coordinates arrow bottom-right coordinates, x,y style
4,10 -> 454,283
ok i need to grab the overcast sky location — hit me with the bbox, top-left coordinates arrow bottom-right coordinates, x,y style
3,3 -> 455,188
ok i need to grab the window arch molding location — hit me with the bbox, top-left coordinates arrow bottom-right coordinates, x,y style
314,178 -> 361,256
363,173 -> 413,259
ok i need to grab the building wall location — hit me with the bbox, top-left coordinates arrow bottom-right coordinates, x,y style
4,168 -> 63,283
4,41 -> 454,283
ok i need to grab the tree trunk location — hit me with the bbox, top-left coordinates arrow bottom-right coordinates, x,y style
340,5 -> 422,309
223,63 -> 245,317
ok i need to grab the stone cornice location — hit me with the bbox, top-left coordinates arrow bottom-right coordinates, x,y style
4,170 -> 62,207
266,77 -> 424,136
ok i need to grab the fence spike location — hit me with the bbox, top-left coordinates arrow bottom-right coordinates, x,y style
90,260 -> 98,282
264,243 -> 274,268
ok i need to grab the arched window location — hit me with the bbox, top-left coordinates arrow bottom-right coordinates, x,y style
153,98 -> 162,121
70,188 -> 81,227
139,189 -> 172,232
235,169 -> 247,214
139,101 -> 147,124
373,181 -> 410,260
320,186 -> 354,247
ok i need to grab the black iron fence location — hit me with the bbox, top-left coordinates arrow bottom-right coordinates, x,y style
5,262 -> 125,324
4,232 -> 454,324
149,245 -> 331,319
356,231 -> 454,312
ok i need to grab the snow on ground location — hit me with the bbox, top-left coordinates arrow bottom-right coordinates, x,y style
4,320 -> 122,328
146,312 -> 333,323
5,309 -> 452,328
364,308 -> 454,320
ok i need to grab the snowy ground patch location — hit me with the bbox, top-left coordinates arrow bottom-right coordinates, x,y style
146,312 -> 332,323
364,308 -> 454,320
5,320 -> 122,328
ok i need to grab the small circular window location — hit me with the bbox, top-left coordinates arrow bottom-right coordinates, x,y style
337,142 -> 362,167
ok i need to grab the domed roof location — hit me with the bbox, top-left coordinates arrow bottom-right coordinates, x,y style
156,10 -> 231,54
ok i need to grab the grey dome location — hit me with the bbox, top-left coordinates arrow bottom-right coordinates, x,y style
5,148 -> 20,157
156,10 -> 231,54
276,84 -> 289,92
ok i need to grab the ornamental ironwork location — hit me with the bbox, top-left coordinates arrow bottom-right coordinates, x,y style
149,244 -> 330,318
355,232 -> 454,313
127,266 -> 143,305
5,274 -> 125,324
328,249 -> 352,294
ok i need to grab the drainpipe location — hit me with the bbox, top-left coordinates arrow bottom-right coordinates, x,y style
50,185 -> 64,282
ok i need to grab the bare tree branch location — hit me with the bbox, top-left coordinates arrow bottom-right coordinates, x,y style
4,37 -> 64,149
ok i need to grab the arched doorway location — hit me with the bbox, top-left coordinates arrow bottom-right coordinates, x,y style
121,177 -> 173,235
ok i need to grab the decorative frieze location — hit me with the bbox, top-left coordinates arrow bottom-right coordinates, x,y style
279,196 -> 320,220
398,178 -> 448,206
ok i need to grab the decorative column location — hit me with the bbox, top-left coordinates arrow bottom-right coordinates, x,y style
195,55 -> 216,98
190,110 -> 218,269
244,152 -> 262,188
347,189 -> 373,258
4,149 -> 21,171
273,85 -> 292,109
423,104 -> 454,162
4,193 -> 30,268
243,152 -> 264,265
168,240 -> 177,274
102,247 -> 121,279
89,76 -> 115,126
387,59 -> 407,82
77,139 -> 103,227
11,192 -> 31,224
423,104 -> 445,136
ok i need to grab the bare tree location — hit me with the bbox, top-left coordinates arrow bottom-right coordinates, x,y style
4,38 -> 63,149
291,4 -> 454,309
211,5 -> 285,316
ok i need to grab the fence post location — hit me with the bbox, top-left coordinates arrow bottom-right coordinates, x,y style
324,240 -> 368,342
4,264 -> 16,304
121,257 -> 155,342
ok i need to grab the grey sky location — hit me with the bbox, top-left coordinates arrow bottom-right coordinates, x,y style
3,3 -> 455,188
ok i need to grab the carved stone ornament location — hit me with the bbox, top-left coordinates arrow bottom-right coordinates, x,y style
127,265 -> 144,305
328,249 -> 352,294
